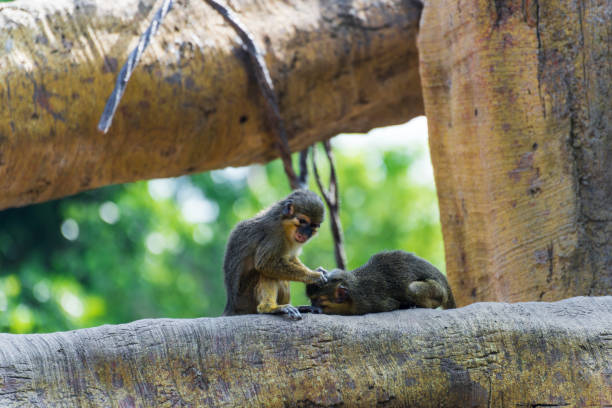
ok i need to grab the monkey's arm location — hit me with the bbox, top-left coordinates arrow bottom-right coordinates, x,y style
256,255 -> 326,284
252,238 -> 325,284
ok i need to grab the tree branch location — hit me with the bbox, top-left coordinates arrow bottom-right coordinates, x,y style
1,297 -> 610,406
0,0 -> 423,210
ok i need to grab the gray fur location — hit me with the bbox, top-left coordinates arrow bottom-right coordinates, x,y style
223,190 -> 325,316
307,250 -> 456,314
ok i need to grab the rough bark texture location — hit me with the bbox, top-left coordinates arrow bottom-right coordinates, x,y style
0,0 -> 423,211
419,0 -> 611,305
0,296 -> 611,407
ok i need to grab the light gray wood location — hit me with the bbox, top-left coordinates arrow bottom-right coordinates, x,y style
1,296 -> 610,406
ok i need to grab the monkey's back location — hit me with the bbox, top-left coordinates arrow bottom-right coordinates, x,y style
222,217 -> 268,315
350,250 -> 455,312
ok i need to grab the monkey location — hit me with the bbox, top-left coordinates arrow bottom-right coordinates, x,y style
304,250 -> 456,315
222,189 -> 327,320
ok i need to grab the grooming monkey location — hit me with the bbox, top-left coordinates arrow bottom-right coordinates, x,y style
223,190 -> 327,320
305,250 -> 456,315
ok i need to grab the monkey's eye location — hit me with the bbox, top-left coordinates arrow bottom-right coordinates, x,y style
311,223 -> 320,229
298,218 -> 307,225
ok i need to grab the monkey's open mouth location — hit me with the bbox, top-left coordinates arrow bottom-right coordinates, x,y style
294,232 -> 308,243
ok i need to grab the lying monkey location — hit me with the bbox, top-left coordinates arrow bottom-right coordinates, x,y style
305,250 -> 456,315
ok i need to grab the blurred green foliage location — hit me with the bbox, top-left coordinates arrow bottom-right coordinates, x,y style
0,136 -> 443,333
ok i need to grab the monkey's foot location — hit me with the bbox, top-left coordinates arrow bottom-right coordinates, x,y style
274,305 -> 302,320
297,305 -> 323,314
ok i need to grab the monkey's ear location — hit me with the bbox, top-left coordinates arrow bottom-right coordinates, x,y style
282,200 -> 294,217
334,285 -> 349,303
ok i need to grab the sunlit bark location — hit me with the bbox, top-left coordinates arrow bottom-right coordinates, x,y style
0,0 -> 423,210
419,0 -> 612,304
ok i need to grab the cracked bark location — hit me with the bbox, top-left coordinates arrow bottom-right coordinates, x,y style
0,0 -> 423,210
0,297 -> 611,407
419,0 -> 612,305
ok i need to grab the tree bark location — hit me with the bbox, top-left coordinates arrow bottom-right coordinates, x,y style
0,297 -> 610,407
0,0 -> 423,211
419,0 -> 611,305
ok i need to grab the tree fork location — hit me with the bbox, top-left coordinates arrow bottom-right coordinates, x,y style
0,0 -> 423,211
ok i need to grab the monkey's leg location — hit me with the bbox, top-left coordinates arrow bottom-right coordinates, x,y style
255,277 -> 302,320
407,279 -> 445,309
277,280 -> 291,305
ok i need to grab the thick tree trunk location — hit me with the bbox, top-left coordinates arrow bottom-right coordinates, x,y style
419,0 -> 612,305
0,297 -> 610,407
0,0 -> 423,211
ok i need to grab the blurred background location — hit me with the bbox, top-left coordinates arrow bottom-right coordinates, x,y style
0,116 -> 444,333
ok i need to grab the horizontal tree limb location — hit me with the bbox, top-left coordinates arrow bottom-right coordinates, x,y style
0,0 -> 423,210
1,296 -> 611,406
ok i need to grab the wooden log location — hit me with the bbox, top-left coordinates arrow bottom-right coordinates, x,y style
418,0 -> 612,304
1,296 -> 611,407
0,0 -> 423,210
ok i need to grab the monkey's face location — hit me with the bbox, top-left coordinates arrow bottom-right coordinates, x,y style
282,202 -> 321,244
282,213 -> 320,244
305,270 -> 354,315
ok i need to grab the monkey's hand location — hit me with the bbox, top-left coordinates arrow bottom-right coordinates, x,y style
313,267 -> 329,285
315,266 -> 329,276
274,305 -> 303,320
297,305 -> 323,314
